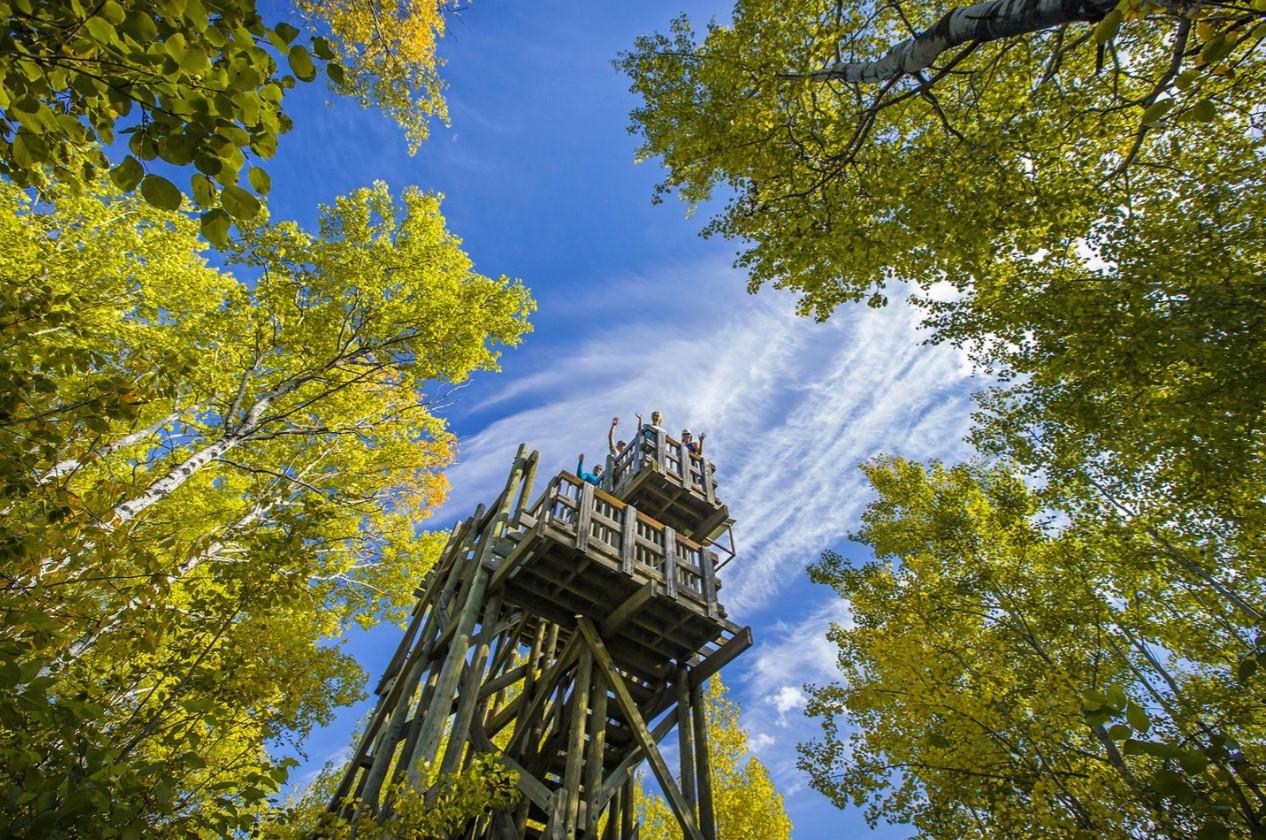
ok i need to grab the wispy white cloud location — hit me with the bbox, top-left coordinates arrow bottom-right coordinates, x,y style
440,254 -> 979,615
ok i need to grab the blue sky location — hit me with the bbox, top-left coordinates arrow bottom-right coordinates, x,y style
265,4 -> 983,837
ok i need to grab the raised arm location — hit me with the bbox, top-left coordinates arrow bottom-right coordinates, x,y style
608,417 -> 619,455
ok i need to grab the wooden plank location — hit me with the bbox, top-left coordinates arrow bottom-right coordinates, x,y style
576,480 -> 594,553
576,617 -> 704,840
620,503 -> 637,575
662,526 -> 678,601
655,428 -> 667,474
602,582 -> 654,636
691,680 -> 717,840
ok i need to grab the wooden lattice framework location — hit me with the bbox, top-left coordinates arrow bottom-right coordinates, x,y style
330,440 -> 752,839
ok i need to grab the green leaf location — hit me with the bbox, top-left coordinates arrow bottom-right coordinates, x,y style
220,184 -> 260,220
1107,723 -> 1132,740
1105,683 -> 1126,710
1237,656 -> 1257,682
1141,99 -> 1173,125
190,173 -> 217,208
288,46 -> 316,82
1125,701 -> 1150,734
11,132 -> 48,168
247,166 -> 270,195
1092,9 -> 1122,44
163,32 -> 188,63
1200,35 -> 1234,67
158,134 -> 197,166
84,16 -> 117,44
100,0 -> 125,24
139,174 -> 182,211
1178,98 -> 1217,123
312,36 -> 335,60
109,156 -> 144,191
326,62 -> 345,85
200,209 -> 231,247
274,22 -> 299,43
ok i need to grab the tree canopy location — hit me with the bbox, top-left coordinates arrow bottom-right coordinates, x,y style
0,178 -> 532,837
0,0 -> 451,241
802,459 -> 1265,838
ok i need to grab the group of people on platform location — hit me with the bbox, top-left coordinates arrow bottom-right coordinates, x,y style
575,410 -> 708,488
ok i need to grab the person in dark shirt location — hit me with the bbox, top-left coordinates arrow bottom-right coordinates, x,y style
576,453 -> 603,487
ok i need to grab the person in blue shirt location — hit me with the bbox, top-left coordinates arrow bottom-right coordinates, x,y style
576,453 -> 603,487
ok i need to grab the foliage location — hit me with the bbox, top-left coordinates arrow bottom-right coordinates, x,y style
0,178 -> 532,837
637,677 -> 793,840
0,0 -> 450,239
800,459 -> 1265,838
261,754 -> 520,839
621,0 -> 1266,318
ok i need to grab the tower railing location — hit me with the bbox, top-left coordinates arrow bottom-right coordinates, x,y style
522,472 -> 720,619
606,426 -> 717,505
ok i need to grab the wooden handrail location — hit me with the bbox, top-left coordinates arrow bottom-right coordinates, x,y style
553,471 -> 705,551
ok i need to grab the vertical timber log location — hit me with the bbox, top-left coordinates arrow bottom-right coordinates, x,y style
562,645 -> 593,838
439,589 -> 506,777
620,504 -> 637,575
584,671 -> 608,837
691,681 -> 717,840
676,666 -> 697,813
406,446 -> 528,786
662,527 -> 678,601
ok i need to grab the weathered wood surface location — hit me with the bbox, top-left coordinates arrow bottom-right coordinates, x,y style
329,445 -> 752,840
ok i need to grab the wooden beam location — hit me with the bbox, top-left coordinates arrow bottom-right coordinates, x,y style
662,526 -> 678,601
602,582 -> 654,636
576,617 -> 704,840
690,626 -> 753,689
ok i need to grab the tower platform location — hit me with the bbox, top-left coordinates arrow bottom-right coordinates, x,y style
330,442 -> 751,840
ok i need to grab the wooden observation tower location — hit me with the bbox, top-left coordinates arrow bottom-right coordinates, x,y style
330,430 -> 751,839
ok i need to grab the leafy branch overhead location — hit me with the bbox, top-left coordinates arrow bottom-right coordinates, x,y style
0,0 -> 451,245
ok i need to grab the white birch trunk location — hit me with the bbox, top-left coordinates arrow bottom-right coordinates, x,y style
39,407 -> 191,485
812,0 -> 1118,83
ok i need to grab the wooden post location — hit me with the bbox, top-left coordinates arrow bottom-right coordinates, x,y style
620,504 -> 638,575
576,480 -> 594,553
439,589 -> 506,776
655,428 -> 667,474
662,526 -> 678,601
562,646 -> 593,838
676,666 -> 697,813
584,671 -> 609,836
620,775 -> 634,840
691,681 -> 717,840
701,551 -> 719,620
